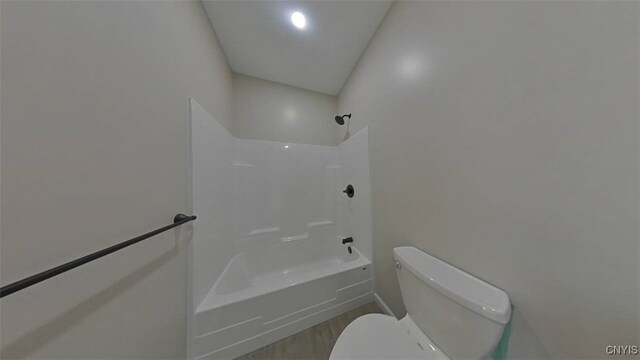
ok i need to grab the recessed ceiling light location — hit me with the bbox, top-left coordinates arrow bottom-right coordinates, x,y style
291,11 -> 306,29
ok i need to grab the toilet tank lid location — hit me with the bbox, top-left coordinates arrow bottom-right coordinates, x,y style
394,246 -> 511,324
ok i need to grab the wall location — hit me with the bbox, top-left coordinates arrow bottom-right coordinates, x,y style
233,73 -> 340,146
1,1 -> 233,358
338,1 -> 639,359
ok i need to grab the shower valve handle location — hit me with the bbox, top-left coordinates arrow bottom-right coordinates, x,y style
343,184 -> 354,198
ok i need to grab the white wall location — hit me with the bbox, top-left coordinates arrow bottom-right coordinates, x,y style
338,1 -> 639,359
1,1 -> 233,358
233,73 -> 341,146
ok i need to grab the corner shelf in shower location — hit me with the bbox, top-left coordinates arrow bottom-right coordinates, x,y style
280,233 -> 310,242
247,227 -> 280,236
308,221 -> 334,228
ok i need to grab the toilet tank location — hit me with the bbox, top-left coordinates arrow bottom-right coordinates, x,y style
394,246 -> 511,360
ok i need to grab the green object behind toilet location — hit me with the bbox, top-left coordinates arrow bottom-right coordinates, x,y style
492,305 -> 514,360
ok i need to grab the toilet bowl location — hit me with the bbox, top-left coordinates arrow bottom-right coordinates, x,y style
330,246 -> 511,360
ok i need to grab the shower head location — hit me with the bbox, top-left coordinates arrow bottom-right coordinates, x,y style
335,114 -> 351,126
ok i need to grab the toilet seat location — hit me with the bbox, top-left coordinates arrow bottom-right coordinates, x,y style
329,314 -> 450,360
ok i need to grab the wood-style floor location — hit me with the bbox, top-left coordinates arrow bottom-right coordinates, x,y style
235,302 -> 383,360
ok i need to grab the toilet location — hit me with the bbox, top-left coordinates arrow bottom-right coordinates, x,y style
330,246 -> 511,360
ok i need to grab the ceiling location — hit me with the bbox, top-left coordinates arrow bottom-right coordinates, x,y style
202,1 -> 392,95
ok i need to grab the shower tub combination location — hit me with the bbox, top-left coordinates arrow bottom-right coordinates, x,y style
188,100 -> 373,359
194,244 -> 372,359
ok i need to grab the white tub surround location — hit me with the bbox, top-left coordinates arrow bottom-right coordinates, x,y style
189,99 -> 373,359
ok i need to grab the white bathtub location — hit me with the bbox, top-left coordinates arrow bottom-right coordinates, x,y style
193,245 -> 373,359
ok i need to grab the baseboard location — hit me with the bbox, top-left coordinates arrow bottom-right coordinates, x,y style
374,292 -> 396,318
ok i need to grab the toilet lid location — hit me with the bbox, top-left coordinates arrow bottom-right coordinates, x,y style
329,314 -> 446,360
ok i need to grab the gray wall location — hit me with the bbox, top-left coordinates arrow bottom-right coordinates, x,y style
338,1 -> 639,359
233,73 -> 340,146
1,1 -> 233,358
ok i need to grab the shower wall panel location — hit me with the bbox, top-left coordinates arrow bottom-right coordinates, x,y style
232,140 -> 340,257
190,99 -> 235,309
337,127 -> 373,261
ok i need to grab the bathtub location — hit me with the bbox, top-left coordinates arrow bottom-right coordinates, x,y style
193,245 -> 373,359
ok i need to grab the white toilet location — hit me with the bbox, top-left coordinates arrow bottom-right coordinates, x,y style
330,246 -> 511,360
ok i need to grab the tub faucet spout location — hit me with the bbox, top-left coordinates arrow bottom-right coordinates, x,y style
342,237 -> 354,245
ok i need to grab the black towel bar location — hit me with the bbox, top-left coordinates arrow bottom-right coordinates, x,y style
0,213 -> 196,298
